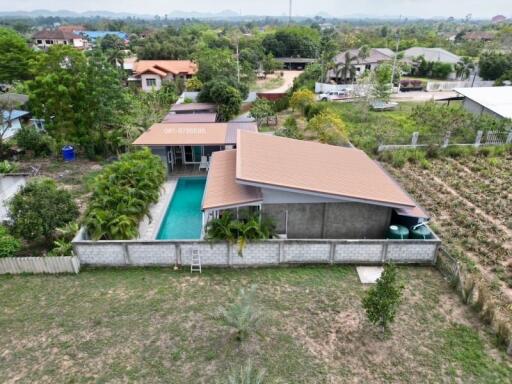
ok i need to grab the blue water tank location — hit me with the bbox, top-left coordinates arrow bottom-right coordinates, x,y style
62,145 -> 75,162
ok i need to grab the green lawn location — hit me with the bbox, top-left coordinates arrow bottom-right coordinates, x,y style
1,266 -> 510,383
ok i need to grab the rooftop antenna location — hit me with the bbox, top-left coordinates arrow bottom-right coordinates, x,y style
288,0 -> 292,24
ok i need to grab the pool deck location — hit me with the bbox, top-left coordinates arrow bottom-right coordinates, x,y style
137,167 -> 208,240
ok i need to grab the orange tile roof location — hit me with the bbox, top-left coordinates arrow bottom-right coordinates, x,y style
132,122 -> 257,146
202,150 -> 263,210
134,60 -> 198,77
236,131 -> 418,209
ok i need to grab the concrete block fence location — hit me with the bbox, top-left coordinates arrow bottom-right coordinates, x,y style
73,227 -> 440,268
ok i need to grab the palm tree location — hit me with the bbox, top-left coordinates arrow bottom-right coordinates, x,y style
455,57 -> 475,80
336,51 -> 358,84
358,45 -> 370,63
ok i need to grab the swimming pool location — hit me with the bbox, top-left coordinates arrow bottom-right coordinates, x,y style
157,177 -> 206,240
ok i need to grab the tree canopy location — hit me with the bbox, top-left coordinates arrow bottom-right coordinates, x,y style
0,27 -> 33,83
262,26 -> 321,58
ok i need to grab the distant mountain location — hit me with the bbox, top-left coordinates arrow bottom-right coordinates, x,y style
0,9 -> 154,19
167,9 -> 241,19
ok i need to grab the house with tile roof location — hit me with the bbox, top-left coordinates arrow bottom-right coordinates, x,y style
129,60 -> 198,91
33,28 -> 86,50
201,131 -> 428,239
328,48 -> 395,83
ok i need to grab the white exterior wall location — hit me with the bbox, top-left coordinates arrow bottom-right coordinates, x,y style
141,74 -> 163,92
462,98 -> 504,119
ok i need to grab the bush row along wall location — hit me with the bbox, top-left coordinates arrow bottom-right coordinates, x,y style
73,228 -> 440,267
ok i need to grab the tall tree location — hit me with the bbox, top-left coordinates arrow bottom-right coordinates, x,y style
0,27 -> 33,83
454,57 -> 475,80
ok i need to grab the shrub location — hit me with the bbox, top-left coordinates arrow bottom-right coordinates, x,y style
362,263 -> 404,335
0,226 -> 20,257
0,160 -> 17,174
84,148 -> 166,240
290,89 -> 315,114
307,111 -> 349,145
272,94 -> 289,112
8,178 -> 79,242
216,285 -> 263,341
275,116 -> 303,140
205,211 -> 275,256
16,125 -> 54,156
304,102 -> 328,120
185,77 -> 203,91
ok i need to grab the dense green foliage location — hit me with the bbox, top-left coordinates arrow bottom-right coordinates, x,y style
199,80 -> 243,121
0,27 -> 33,82
275,116 -> 303,140
372,63 -> 393,101
411,56 -> 453,79
8,178 -> 79,242
292,63 -> 322,91
362,263 -> 404,333
16,125 -> 54,156
84,149 -> 166,240
205,211 -> 276,256
249,98 -> 275,125
0,226 -> 20,258
262,26 -> 320,58
478,52 -> 512,81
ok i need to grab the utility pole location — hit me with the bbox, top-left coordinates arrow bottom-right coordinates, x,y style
390,16 -> 402,92
236,39 -> 240,84
288,0 -> 292,25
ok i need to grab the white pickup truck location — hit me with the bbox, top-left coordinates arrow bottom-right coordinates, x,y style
318,90 -> 349,101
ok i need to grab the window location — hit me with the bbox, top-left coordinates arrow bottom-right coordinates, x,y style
45,40 -> 52,44
36,40 -> 43,44
146,78 -> 157,87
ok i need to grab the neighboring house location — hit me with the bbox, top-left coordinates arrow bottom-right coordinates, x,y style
328,48 -> 395,83
33,29 -> 85,49
455,86 -> 512,120
162,113 -> 217,123
1,110 -> 30,139
129,60 -> 198,92
463,31 -> 495,42
170,103 -> 217,115
132,122 -> 258,172
402,47 -> 461,80
402,47 -> 460,64
491,15 -> 507,24
202,130 -> 427,239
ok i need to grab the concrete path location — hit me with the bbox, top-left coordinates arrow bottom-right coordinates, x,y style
137,178 -> 177,240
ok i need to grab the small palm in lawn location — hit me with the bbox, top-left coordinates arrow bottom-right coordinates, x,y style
218,285 -> 263,342
362,263 -> 404,337
218,360 -> 266,384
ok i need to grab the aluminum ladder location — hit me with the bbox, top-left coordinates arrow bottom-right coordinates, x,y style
190,249 -> 202,273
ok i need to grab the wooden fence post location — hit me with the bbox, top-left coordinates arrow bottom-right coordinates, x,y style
474,130 -> 483,148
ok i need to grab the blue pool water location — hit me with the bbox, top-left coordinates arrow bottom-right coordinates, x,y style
157,177 -> 206,240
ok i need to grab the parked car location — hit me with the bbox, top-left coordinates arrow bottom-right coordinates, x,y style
319,90 -> 349,101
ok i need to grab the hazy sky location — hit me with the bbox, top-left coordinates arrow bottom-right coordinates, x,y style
3,0 -> 511,18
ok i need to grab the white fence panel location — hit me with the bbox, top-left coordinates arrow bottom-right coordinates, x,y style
0,256 -> 79,274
